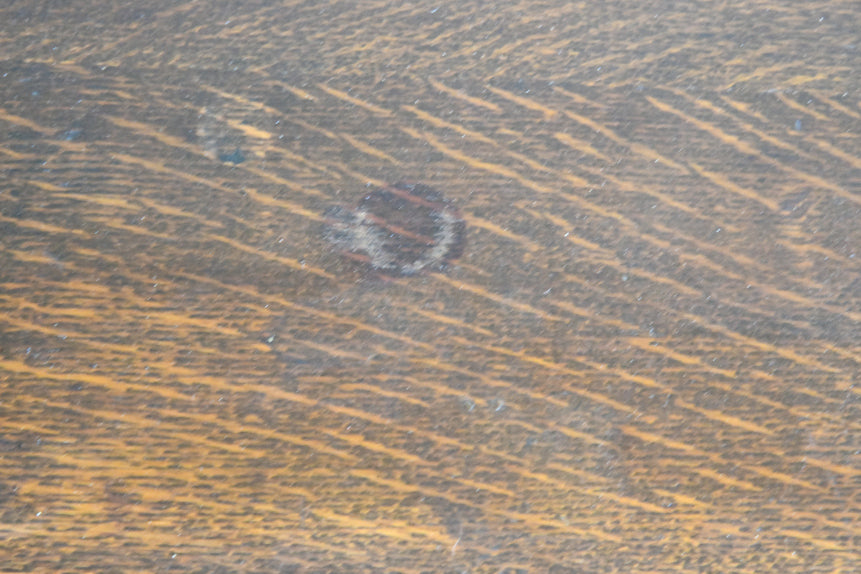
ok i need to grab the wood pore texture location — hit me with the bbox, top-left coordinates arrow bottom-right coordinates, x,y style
0,1 -> 858,572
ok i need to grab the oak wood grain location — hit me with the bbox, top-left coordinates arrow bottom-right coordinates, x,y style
1,1 -> 858,572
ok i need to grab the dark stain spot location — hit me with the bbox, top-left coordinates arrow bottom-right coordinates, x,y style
324,182 -> 466,276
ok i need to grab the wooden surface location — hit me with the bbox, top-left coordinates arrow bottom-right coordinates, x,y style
1,1 -> 859,572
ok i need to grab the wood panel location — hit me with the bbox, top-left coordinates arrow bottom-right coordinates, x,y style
0,1 -> 858,572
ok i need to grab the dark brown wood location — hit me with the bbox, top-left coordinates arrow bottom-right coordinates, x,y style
0,1 -> 858,572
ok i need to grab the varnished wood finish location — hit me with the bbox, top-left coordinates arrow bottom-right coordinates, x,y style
1,1 -> 858,572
